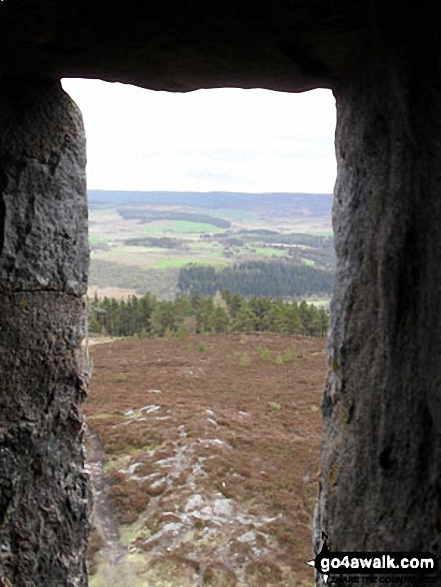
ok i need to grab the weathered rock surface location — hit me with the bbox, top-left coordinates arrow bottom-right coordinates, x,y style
315,7 -> 441,583
0,82 -> 89,295
0,80 -> 91,586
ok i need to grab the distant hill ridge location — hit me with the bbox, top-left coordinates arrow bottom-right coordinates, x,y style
88,190 -> 333,216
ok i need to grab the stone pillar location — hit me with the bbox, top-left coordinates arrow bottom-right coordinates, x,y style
315,8 -> 441,584
0,80 -> 91,586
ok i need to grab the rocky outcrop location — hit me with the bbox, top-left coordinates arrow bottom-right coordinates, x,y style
0,80 -> 91,586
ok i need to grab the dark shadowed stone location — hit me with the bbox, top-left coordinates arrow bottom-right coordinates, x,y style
314,7 -> 441,582
0,81 -> 89,296
0,80 -> 91,586
0,0 -> 364,92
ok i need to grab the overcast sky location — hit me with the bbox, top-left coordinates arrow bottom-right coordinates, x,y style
61,78 -> 336,194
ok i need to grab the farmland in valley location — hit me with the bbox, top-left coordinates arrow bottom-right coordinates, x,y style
88,191 -> 335,301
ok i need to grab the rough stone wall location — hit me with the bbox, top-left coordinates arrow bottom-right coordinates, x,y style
0,80 -> 91,586
315,6 -> 441,582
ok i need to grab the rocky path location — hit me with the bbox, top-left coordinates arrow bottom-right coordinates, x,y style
85,429 -> 128,581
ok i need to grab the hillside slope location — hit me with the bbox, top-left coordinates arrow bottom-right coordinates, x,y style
83,334 -> 325,586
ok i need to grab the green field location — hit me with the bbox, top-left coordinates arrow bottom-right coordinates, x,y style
152,256 -> 228,269
105,246 -> 161,255
188,241 -> 223,251
143,220 -> 224,236
89,235 -> 109,246
254,246 -> 288,257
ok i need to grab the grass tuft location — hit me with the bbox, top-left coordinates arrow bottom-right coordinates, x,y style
268,401 -> 282,411
259,347 -> 272,362
238,352 -> 251,367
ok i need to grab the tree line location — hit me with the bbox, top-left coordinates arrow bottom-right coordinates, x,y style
88,290 -> 330,338
117,208 -> 231,228
177,261 -> 334,298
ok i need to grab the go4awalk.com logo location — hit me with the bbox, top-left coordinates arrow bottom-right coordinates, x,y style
307,534 -> 439,584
